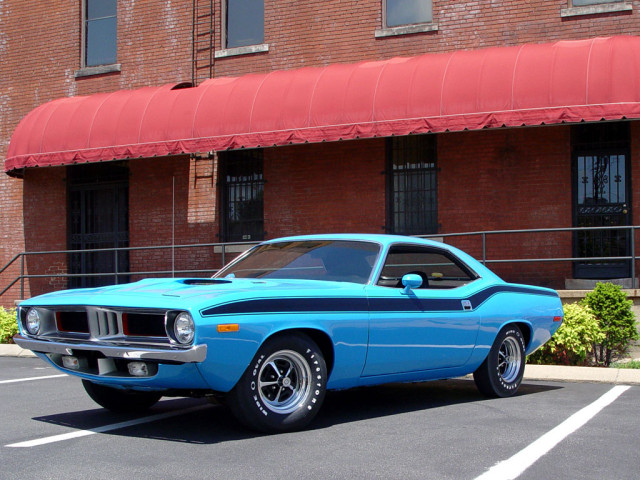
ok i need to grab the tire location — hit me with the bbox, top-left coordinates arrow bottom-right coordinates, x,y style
473,325 -> 526,398
227,333 -> 327,433
82,380 -> 162,413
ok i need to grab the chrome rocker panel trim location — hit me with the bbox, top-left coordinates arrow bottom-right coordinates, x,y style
13,335 -> 207,363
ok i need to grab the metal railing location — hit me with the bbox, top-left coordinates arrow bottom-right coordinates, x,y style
1,225 -> 639,300
420,225 -> 637,277
0,240 -> 259,299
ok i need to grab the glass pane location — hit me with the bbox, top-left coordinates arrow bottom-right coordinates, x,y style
386,0 -> 432,27
86,16 -> 117,66
226,0 -> 264,48
87,0 -> 116,20
573,0 -> 622,5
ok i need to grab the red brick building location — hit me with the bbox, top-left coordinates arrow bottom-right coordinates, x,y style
2,0 -> 640,307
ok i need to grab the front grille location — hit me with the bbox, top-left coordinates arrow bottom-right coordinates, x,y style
56,311 -> 89,333
95,309 -> 119,337
49,307 -> 170,343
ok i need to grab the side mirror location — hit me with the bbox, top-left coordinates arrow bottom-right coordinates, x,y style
401,274 -> 423,294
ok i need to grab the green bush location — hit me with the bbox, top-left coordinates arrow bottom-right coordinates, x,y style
583,282 -> 639,367
0,307 -> 18,344
528,302 -> 604,366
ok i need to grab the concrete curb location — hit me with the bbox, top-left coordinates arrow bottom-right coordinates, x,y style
1,343 -> 640,385
0,344 -> 36,357
524,363 -> 640,386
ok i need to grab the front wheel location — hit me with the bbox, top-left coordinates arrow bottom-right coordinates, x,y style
227,333 -> 327,433
82,380 -> 162,413
473,325 -> 526,398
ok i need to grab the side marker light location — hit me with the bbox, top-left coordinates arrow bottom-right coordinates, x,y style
217,324 -> 239,333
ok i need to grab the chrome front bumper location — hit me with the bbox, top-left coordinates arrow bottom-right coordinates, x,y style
13,335 -> 207,363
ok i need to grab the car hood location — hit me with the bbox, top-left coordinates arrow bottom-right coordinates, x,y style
20,277 -> 366,309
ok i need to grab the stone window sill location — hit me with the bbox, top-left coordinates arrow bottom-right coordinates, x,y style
375,23 -> 438,38
215,44 -> 269,59
561,2 -> 632,17
75,64 -> 121,78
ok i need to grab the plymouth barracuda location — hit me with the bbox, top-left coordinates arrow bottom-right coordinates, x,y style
14,234 -> 563,432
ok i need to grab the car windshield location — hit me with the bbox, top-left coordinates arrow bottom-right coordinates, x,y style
215,240 -> 381,284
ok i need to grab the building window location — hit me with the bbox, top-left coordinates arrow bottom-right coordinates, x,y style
384,0 -> 432,28
220,149 -> 264,242
83,0 -> 117,67
387,135 -> 437,236
224,0 -> 264,49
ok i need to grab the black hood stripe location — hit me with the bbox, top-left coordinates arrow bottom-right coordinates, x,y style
200,285 -> 557,316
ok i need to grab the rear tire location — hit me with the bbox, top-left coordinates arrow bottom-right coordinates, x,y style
82,380 -> 162,413
473,325 -> 525,398
227,333 -> 327,433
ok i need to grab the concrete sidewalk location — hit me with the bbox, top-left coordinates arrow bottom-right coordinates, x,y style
2,343 -> 640,385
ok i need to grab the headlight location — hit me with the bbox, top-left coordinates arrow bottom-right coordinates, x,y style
174,312 -> 195,344
25,308 -> 41,335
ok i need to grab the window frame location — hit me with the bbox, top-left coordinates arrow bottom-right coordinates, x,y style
375,0 -> 438,38
76,0 -> 120,78
376,244 -> 479,290
217,0 -> 269,58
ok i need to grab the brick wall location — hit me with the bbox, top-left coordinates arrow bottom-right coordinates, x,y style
438,126 -> 573,289
3,0 -> 640,305
264,140 -> 387,238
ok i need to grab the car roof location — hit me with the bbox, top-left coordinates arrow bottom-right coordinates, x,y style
261,234 -> 503,283
263,233 -> 444,249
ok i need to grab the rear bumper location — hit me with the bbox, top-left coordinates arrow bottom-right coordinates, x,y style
13,334 -> 207,363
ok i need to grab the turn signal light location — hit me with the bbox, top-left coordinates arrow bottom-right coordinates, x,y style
553,316 -> 563,322
217,324 -> 239,333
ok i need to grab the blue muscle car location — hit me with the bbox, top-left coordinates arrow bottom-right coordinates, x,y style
14,234 -> 563,432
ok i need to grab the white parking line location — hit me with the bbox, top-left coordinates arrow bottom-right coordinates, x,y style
474,385 -> 631,480
0,374 -> 67,384
6,404 -> 211,448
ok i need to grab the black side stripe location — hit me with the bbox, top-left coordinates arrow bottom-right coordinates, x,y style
200,285 -> 557,316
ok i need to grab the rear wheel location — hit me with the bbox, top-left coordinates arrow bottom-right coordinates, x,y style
473,325 -> 525,398
228,333 -> 327,433
82,380 -> 162,413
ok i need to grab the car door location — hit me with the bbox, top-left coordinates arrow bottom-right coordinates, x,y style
362,244 -> 482,377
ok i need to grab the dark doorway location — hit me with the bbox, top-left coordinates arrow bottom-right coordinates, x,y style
68,163 -> 130,288
220,149 -> 264,242
572,122 -> 631,279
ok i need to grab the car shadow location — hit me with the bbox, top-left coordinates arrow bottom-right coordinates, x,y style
31,379 -> 562,444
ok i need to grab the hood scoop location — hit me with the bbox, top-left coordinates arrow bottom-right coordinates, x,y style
181,279 -> 232,286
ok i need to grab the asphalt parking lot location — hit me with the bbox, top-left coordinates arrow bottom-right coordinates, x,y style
1,357 -> 639,480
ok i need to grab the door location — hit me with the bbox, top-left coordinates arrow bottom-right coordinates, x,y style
68,164 -> 129,288
362,244 -> 481,376
572,123 -> 631,279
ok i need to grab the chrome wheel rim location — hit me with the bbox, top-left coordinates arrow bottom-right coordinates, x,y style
258,350 -> 311,414
498,336 -> 522,384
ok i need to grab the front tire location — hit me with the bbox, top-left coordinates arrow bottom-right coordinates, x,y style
227,333 -> 327,433
82,380 -> 162,413
473,325 -> 526,398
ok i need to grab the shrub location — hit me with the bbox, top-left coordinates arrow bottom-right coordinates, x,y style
0,307 -> 18,344
583,282 -> 639,367
528,302 -> 604,366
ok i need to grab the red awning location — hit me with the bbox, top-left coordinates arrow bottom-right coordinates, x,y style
6,36 -> 640,174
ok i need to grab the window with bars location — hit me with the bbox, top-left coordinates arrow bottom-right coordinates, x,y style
220,149 -> 265,242
387,135 -> 438,235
